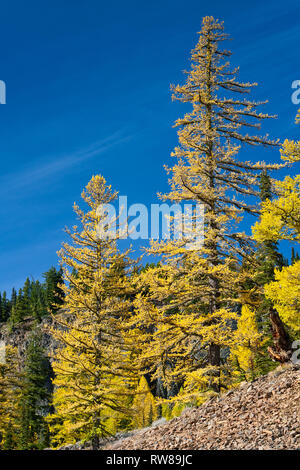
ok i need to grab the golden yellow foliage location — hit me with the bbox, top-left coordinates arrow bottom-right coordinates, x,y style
264,261 -> 300,332
131,377 -> 157,428
131,16 -> 282,396
280,139 -> 300,163
49,175 -> 137,447
230,305 -> 265,382
0,346 -> 23,448
253,175 -> 300,243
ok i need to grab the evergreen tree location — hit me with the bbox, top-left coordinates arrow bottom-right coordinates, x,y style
49,175 -> 137,449
11,288 -> 17,309
264,261 -> 300,334
18,331 -> 52,450
253,171 -> 291,363
131,377 -> 157,429
30,280 -> 47,321
10,289 -> 26,326
253,148 -> 300,342
230,305 -> 265,383
1,292 -> 10,322
43,267 -> 64,314
0,346 -> 23,449
0,269 -> 64,325
291,247 -> 300,264
253,133 -> 300,360
22,278 -> 32,317
2,422 -> 14,450
132,16 -> 281,395
256,171 -> 284,281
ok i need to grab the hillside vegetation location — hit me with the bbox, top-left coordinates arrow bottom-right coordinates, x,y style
0,16 -> 299,450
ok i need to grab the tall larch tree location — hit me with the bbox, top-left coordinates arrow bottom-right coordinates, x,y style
49,175 -> 137,449
133,16 -> 282,395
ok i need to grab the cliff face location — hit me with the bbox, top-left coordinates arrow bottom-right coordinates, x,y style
0,317 -> 58,363
104,364 -> 300,450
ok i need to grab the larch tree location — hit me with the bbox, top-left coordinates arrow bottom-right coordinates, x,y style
0,346 -> 23,449
49,175 -> 137,449
132,16 -> 282,395
131,376 -> 157,429
229,305 -> 265,383
253,174 -> 300,244
264,261 -> 300,334
253,136 -> 300,340
244,170 -> 291,367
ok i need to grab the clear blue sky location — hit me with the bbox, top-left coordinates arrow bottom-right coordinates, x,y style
0,0 -> 299,293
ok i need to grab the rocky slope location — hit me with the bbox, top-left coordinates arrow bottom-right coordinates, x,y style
4,319 -> 298,451
104,364 -> 300,450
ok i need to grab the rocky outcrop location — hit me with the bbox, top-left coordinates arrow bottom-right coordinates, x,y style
104,364 -> 300,450
0,317 -> 58,363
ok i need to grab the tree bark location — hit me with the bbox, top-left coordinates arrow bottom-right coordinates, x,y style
268,308 -> 292,363
208,343 -> 221,392
91,434 -> 100,450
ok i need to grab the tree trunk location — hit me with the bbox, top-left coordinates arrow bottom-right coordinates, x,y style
91,434 -> 100,450
208,343 -> 221,392
268,308 -> 292,363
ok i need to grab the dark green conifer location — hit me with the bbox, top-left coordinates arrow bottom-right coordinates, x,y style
10,289 -> 26,326
43,267 -> 64,314
18,331 -> 52,450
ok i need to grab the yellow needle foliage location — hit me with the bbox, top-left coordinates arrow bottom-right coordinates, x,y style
252,175 -> 300,243
264,261 -> 300,333
131,376 -> 157,429
230,305 -> 265,383
49,175 -> 137,448
131,16 -> 281,396
280,109 -> 300,163
253,129 -> 299,337
253,110 -> 299,244
0,346 -> 23,449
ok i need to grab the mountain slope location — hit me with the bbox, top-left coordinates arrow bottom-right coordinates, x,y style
104,364 -> 300,450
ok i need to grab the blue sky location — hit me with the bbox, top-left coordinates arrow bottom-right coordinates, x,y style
0,0 -> 299,293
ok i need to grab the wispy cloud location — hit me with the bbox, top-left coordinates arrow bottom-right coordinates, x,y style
0,129 -> 133,195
